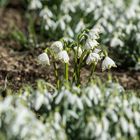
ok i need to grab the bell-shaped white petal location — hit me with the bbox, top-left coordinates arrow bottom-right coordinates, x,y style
38,52 -> 50,65
57,50 -> 69,63
51,41 -> 63,54
74,47 -> 83,58
84,39 -> 99,50
102,56 -> 116,71
86,53 -> 100,65
29,0 -> 42,10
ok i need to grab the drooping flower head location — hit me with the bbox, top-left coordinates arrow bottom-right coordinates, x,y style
84,39 -> 99,50
88,25 -> 102,40
51,41 -> 63,54
86,53 -> 100,65
102,56 -> 117,71
57,50 -> 69,63
38,52 -> 50,65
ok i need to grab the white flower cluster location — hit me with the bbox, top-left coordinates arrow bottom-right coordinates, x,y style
38,41 -> 69,65
38,27 -> 116,72
29,0 -> 140,65
0,82 -> 139,139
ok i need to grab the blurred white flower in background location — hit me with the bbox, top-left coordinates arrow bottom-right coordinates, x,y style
102,56 -> 116,71
128,123 -> 137,137
29,0 -> 42,10
120,117 -> 129,133
75,19 -> 85,33
110,37 -> 124,47
57,50 -> 69,63
38,52 -> 50,65
40,7 -> 53,20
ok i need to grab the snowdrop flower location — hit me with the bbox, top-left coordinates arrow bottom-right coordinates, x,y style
51,41 -> 63,54
34,92 -> 44,111
93,48 -> 101,54
40,7 -> 53,19
29,0 -> 42,10
134,112 -> 140,127
102,56 -> 116,71
95,123 -> 102,137
57,50 -> 69,63
75,20 -> 85,33
74,46 -> 83,58
89,26 -> 102,40
38,52 -> 50,65
128,123 -> 137,137
120,117 -> 129,133
86,53 -> 100,65
110,37 -> 124,47
84,39 -> 99,50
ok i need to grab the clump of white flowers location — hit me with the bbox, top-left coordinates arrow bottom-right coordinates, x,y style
38,27 -> 116,86
28,0 -> 140,67
0,82 -> 139,140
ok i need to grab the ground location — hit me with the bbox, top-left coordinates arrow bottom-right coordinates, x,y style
0,6 -> 140,91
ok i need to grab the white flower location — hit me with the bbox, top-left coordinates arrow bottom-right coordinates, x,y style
75,20 -> 85,33
29,0 -> 42,10
102,56 -> 116,71
110,37 -> 124,47
57,50 -> 69,63
93,48 -> 101,54
86,53 -> 100,65
84,39 -> 99,50
120,117 -> 128,133
74,46 -> 83,58
89,26 -> 102,40
51,41 -> 63,54
134,112 -> 140,127
40,7 -> 53,19
38,52 -> 50,65
95,123 -> 102,137
128,123 -> 137,137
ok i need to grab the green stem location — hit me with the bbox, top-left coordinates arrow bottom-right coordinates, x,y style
108,69 -> 112,82
76,50 -> 87,85
88,63 -> 96,82
72,53 -> 78,83
53,62 -> 60,89
65,63 -> 69,82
